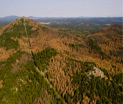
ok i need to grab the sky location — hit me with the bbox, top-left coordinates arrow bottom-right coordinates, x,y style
0,0 -> 122,17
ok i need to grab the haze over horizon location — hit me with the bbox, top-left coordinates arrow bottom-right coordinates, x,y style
0,0 -> 122,17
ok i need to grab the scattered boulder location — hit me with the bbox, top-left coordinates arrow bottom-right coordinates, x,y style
88,67 -> 108,79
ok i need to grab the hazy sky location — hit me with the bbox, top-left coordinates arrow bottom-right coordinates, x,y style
0,0 -> 122,17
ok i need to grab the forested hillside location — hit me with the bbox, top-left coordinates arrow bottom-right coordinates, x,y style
0,17 -> 122,104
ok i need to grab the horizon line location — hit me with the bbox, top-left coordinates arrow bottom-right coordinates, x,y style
0,15 -> 123,18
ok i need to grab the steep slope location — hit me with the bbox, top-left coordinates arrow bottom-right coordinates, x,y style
0,18 -> 122,104
0,17 -> 66,104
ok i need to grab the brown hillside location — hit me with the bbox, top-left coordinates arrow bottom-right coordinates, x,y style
0,18 -> 122,104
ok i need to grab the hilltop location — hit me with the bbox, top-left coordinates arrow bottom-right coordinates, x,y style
0,18 -> 122,104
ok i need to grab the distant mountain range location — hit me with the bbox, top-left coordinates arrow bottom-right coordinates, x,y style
0,15 -> 39,21
0,15 -> 123,22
